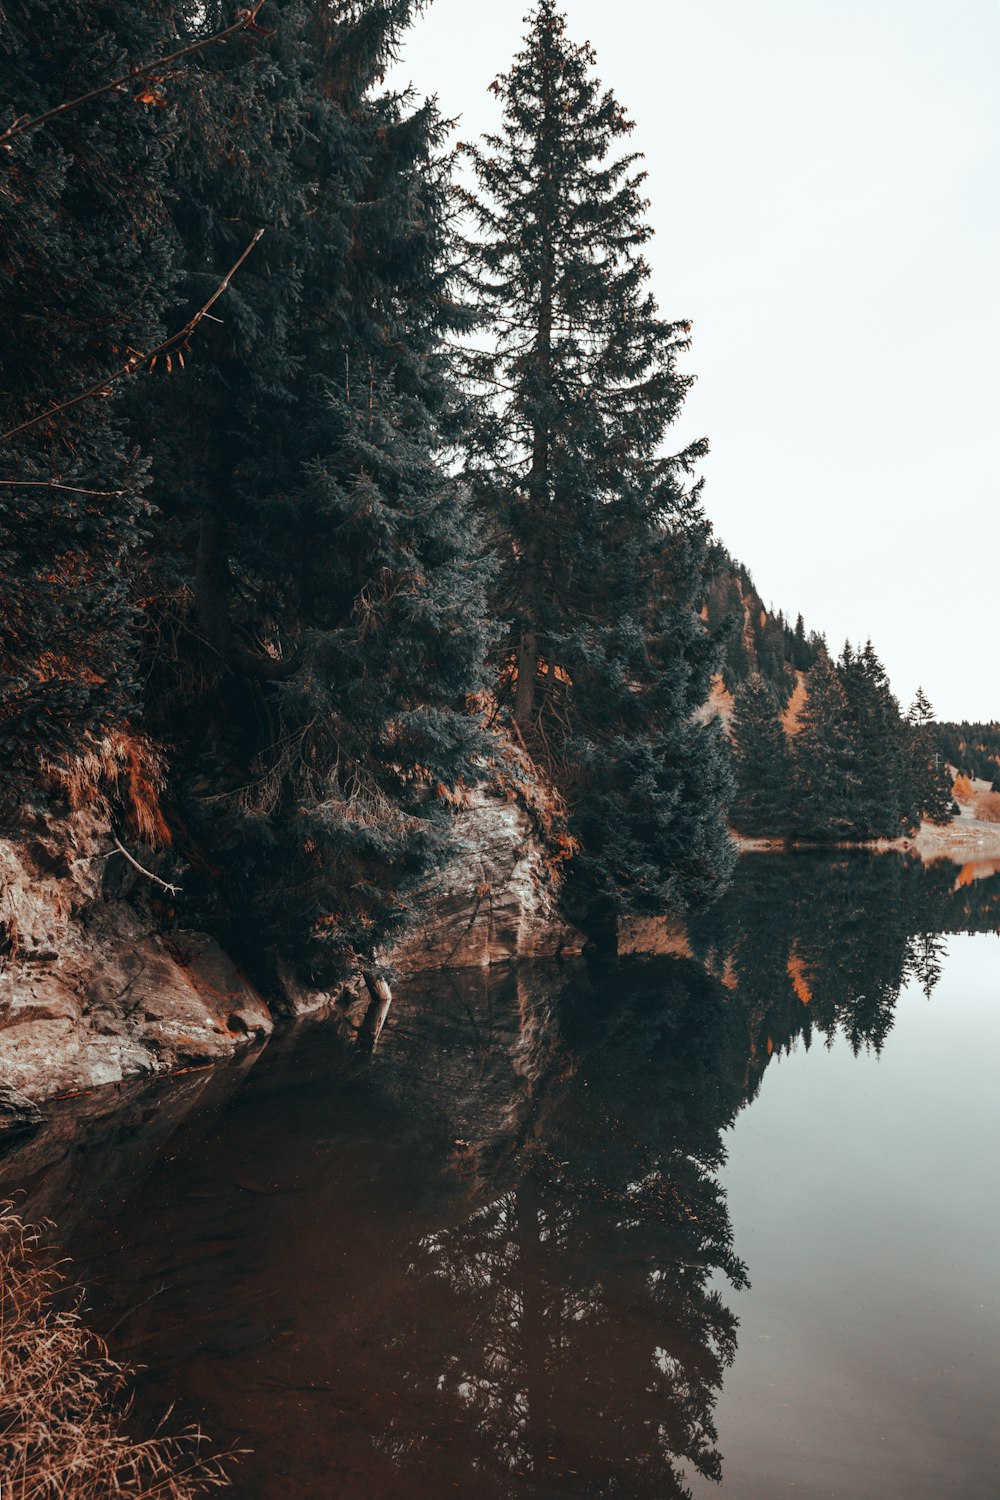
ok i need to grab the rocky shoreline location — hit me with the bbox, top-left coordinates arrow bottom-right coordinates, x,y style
9,797 -> 989,1125
0,790 -> 585,1118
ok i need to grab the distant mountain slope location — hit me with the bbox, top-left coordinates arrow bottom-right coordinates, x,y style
703,544 -> 825,704
934,722 -> 1000,786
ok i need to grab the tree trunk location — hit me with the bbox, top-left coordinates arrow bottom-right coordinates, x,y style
194,508 -> 232,657
514,628 -> 538,730
515,71 -> 557,738
359,972 -> 393,1053
195,507 -> 301,681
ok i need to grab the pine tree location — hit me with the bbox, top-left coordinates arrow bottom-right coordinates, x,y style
792,613 -> 810,671
459,0 -> 733,919
791,655 -> 862,840
140,1 -> 492,985
0,0 -> 178,795
730,674 -> 792,837
906,688 -> 952,825
839,641 -> 913,837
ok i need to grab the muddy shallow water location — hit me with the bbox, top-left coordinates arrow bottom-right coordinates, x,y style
3,852 -> 998,1498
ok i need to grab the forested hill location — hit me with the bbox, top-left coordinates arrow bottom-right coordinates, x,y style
702,544 -> 824,702
702,546 -> 957,842
933,723 -> 1000,786
704,545 -> 990,800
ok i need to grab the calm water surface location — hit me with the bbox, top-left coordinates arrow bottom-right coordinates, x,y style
2,853 -> 999,1498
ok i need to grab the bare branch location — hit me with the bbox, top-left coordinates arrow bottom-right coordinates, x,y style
0,230 -> 265,446
0,480 -> 125,496
110,835 -> 182,896
0,4 -> 268,150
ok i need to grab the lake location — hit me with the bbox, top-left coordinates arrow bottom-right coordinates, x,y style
2,852 -> 998,1498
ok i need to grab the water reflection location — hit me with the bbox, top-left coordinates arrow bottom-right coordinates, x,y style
0,853 -> 997,1498
689,852 -> 1000,1062
376,964 -> 751,1497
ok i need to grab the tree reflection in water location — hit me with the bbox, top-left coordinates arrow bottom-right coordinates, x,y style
3,854 -> 998,1499
367,854 -> 1000,1498
376,964 -> 751,1496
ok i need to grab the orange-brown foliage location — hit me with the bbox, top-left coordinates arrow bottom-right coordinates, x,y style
47,729 -> 171,846
787,945 -> 813,1005
0,1205 -> 231,1499
782,672 -> 808,739
953,774 -> 974,805
973,791 -> 1000,824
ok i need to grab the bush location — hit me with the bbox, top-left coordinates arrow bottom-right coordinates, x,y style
953,773 -> 975,805
0,1204 -> 232,1499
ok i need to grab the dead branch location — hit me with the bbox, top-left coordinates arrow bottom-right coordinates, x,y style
0,480 -> 125,496
0,4 -> 267,150
110,834 -> 182,896
0,230 -> 264,446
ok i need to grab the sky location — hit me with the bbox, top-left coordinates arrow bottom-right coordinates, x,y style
388,0 -> 999,722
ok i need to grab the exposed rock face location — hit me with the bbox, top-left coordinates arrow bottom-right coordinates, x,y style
0,789 -> 584,1106
0,1083 -> 43,1131
388,789 -> 585,973
0,815 -> 271,1110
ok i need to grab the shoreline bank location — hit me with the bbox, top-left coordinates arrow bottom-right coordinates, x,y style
737,817 -> 1000,865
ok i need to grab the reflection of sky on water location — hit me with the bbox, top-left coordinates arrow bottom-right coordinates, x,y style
689,933 -> 1000,1500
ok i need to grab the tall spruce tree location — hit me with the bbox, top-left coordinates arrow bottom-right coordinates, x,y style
839,640 -> 913,837
791,654 -> 863,840
0,0 -> 178,795
460,0 -> 733,920
792,613 -> 810,671
730,674 -> 792,837
140,1 -> 491,986
906,688 -> 953,825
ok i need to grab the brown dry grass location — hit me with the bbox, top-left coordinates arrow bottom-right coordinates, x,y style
0,1204 -> 232,1499
973,792 -> 1000,824
45,729 -> 171,846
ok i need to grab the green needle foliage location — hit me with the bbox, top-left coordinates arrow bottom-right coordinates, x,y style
730,674 -> 793,837
140,1 -> 493,986
906,687 -> 953,825
458,0 -> 733,923
0,0 -> 178,793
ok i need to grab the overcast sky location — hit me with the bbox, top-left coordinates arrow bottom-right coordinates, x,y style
389,0 -> 998,722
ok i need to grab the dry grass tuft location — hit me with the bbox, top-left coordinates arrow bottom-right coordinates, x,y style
0,1204 -> 232,1499
45,729 -> 171,846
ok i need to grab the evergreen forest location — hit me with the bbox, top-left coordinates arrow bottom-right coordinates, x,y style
0,0 -> 961,988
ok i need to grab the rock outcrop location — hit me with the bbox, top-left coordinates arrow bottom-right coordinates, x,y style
0,789 -> 585,1107
388,788 -> 585,972
0,814 -> 271,1111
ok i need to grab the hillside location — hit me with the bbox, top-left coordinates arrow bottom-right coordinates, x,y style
703,544 -> 825,703
935,723 -> 1000,786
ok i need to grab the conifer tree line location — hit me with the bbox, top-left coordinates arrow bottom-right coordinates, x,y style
729,647 -> 953,841
702,545 -> 825,695
0,0 -> 950,985
0,0 -> 734,985
933,720 -> 1000,789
